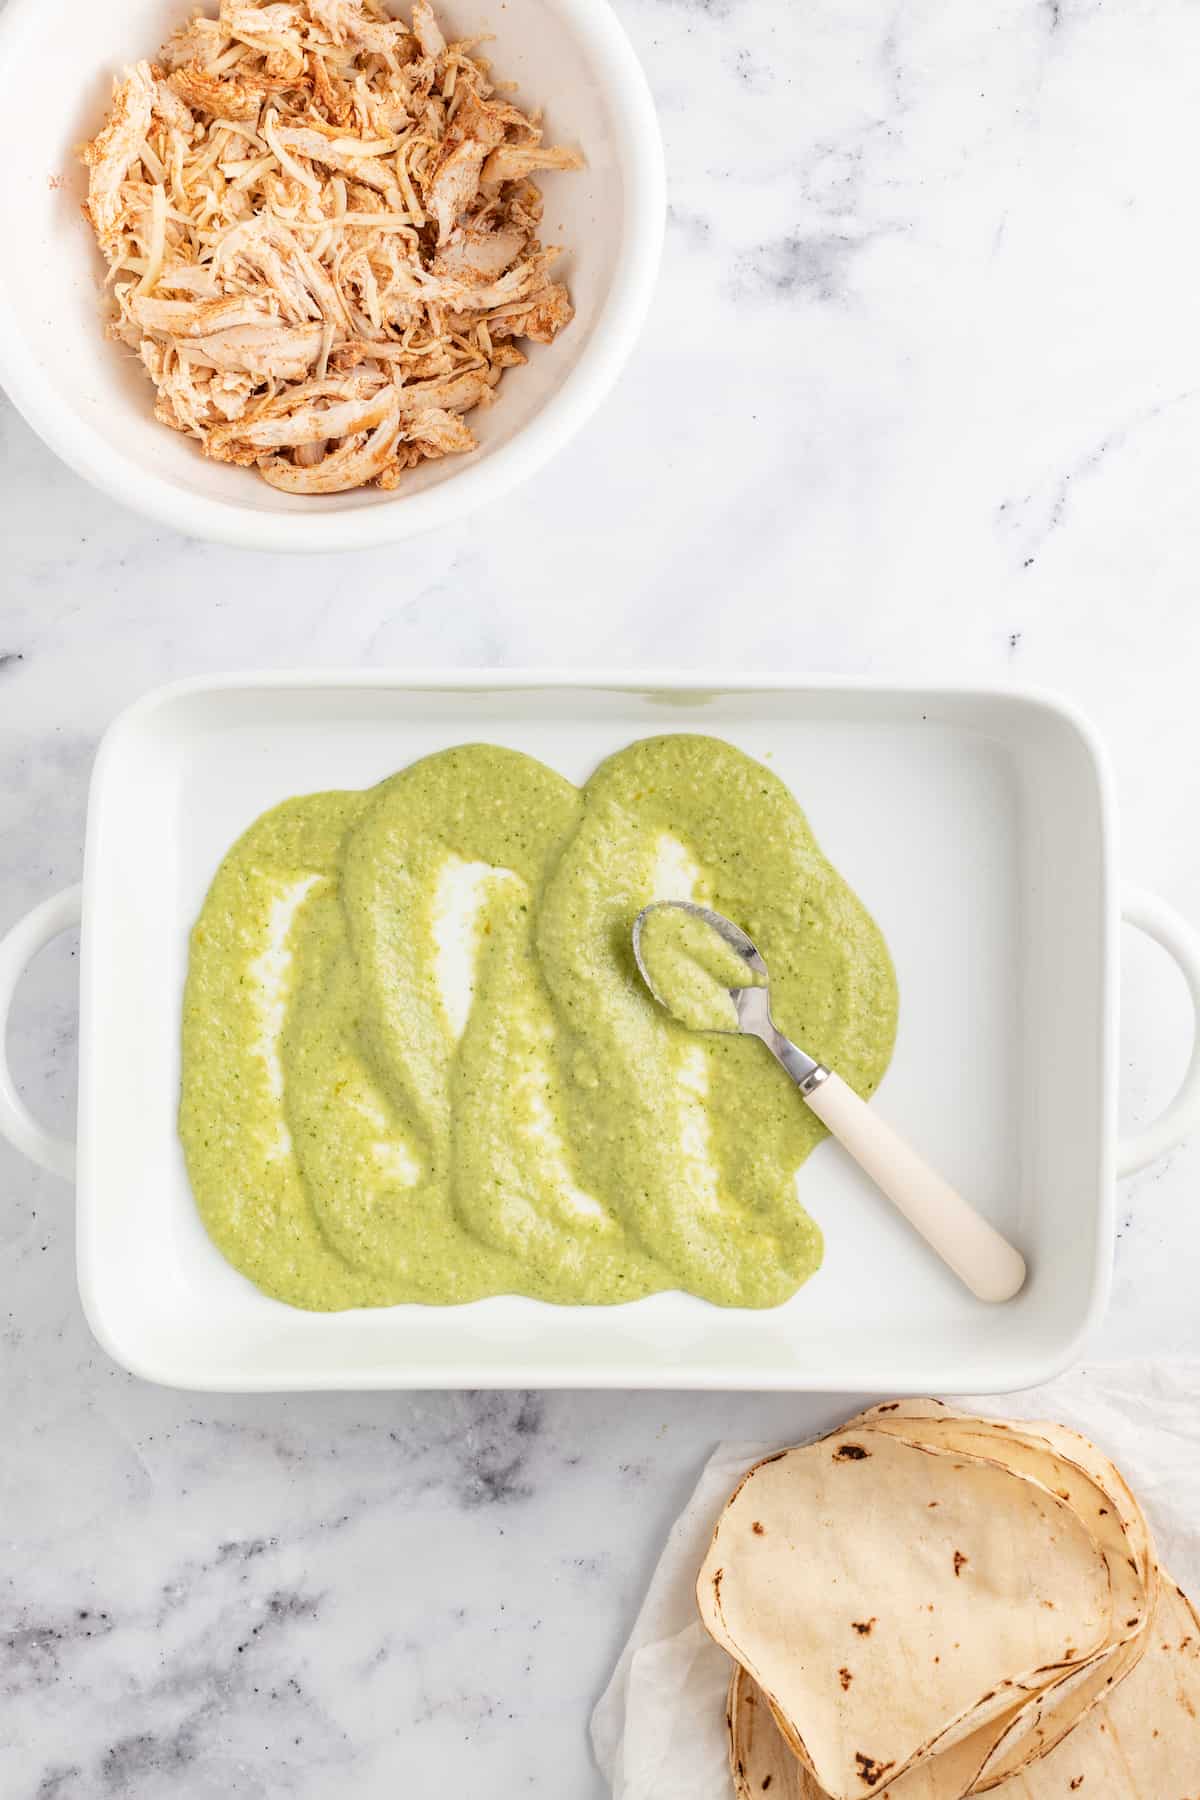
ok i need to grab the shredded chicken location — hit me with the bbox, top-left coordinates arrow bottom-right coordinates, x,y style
80,0 -> 582,494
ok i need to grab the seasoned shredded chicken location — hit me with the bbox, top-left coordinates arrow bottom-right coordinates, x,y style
80,0 -> 582,494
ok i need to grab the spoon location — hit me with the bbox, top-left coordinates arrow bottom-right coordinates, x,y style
632,900 -> 1027,1304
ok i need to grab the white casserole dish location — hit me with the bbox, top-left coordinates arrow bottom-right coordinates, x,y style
0,0 -> 664,551
3,672 -> 1199,1392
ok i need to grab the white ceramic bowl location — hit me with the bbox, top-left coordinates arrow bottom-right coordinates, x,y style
0,0 -> 664,551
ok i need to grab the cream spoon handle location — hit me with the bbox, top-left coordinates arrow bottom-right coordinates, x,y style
801,1071 -> 1027,1303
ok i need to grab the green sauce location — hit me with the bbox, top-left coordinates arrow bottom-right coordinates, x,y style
638,906 -> 765,1033
180,735 -> 897,1310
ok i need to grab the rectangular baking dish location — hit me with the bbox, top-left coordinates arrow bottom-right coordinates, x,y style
1,674 -> 1170,1390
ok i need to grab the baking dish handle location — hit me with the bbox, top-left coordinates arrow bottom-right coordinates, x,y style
1118,884 -> 1200,1177
0,885 -> 81,1180
3,882 -> 1197,1182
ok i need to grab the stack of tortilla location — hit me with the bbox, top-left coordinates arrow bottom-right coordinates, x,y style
696,1400 -> 1200,1797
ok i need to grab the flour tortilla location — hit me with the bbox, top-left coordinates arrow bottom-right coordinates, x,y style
853,1413 -> 1153,1789
847,1407 -> 1154,1583
741,1670 -> 1014,1800
697,1427 -> 1111,1799
729,1579 -> 1200,1800
984,1578 -> 1200,1796
728,1667 -> 1001,1800
729,1662 -> 818,1799
837,1403 -> 1157,1790
968,1421 -> 1159,1787
1004,1420 -> 1155,1583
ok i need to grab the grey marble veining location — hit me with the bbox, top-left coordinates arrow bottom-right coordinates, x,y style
4,0 -> 1200,1792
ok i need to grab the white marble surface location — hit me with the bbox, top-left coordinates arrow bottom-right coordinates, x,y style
4,0 -> 1200,1792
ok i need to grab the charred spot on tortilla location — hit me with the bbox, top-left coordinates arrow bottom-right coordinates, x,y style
855,1751 -> 895,1787
761,1779 -> 772,1792
752,1521 -> 765,1535
851,1618 -> 877,1636
834,1442 -> 870,1461
727,1471 -> 758,1509
839,1667 -> 854,1690
760,1452 -> 786,1465
954,1550 -> 968,1577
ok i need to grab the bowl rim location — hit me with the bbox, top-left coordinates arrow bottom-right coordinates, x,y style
0,0 -> 666,553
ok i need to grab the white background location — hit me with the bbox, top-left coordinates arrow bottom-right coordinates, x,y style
3,0 -> 1200,1792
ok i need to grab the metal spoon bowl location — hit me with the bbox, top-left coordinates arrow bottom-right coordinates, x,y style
632,900 -> 1026,1304
633,900 -> 825,1089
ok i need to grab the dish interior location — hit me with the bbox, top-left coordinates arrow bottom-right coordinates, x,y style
0,0 -> 622,516
78,682 -> 1112,1389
